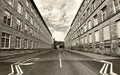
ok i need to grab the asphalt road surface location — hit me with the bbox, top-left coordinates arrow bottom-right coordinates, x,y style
0,49 -> 120,75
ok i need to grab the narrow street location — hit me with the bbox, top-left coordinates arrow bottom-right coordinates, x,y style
0,49 -> 119,75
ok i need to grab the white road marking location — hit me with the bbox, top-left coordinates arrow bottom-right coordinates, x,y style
8,50 -> 50,75
15,65 -> 20,75
17,65 -> 23,75
19,62 -> 34,65
8,64 -> 14,75
8,64 -> 23,75
20,58 -> 40,64
104,63 -> 109,75
93,59 -> 118,75
100,63 -> 107,75
59,50 -> 62,68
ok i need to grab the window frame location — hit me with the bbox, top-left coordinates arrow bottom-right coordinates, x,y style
24,39 -> 28,49
101,6 -> 107,21
3,10 -> 12,26
103,25 -> 111,41
89,33 -> 92,43
16,18 -> 22,31
93,14 -> 98,26
25,11 -> 29,20
1,32 -> 11,49
8,0 -> 14,7
17,2 -> 23,14
95,30 -> 100,42
15,36 -> 21,49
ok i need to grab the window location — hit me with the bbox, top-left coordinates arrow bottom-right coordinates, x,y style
88,20 -> 92,29
101,6 -> 107,21
35,13 -> 37,18
81,37 -> 84,44
25,24 -> 28,34
112,0 -> 120,13
16,19 -> 22,31
30,28 -> 33,35
30,40 -> 33,49
87,8 -> 90,16
117,21 -> 120,38
34,21 -> 38,29
30,16 -> 33,25
95,30 -> 100,42
81,27 -> 83,34
3,10 -> 12,26
83,13 -> 85,20
89,33 -> 92,43
8,0 -> 14,6
25,11 -> 29,20
15,36 -> 21,49
103,26 -> 111,40
84,24 -> 87,32
31,7 -> 34,13
93,14 -> 98,26
92,0 -> 95,11
24,39 -> 28,49
85,36 -> 88,44
17,2 -> 23,14
26,0 -> 29,7
1,32 -> 10,49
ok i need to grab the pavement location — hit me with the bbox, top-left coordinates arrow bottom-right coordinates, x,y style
0,49 -> 119,75
67,49 -> 119,60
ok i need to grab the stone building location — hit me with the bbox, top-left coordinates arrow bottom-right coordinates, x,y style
65,0 -> 120,56
0,0 -> 53,49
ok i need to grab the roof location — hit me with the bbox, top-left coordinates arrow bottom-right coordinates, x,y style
64,0 -> 84,40
31,0 -> 52,36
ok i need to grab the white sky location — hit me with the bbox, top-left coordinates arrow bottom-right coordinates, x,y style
34,0 -> 83,41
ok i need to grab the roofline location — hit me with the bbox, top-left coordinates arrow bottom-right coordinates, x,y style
31,0 -> 52,36
70,0 -> 84,27
64,28 -> 71,40
64,0 -> 84,40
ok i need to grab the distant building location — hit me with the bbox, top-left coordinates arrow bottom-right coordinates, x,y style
65,0 -> 120,56
0,0 -> 53,49
54,41 -> 64,49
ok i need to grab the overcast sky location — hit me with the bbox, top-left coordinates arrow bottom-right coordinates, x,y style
34,0 -> 83,41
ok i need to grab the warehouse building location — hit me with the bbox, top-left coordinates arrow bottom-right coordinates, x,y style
65,0 -> 120,56
0,0 -> 53,49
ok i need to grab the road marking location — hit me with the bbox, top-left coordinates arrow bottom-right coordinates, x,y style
100,63 -> 107,75
59,50 -> 62,68
104,63 -> 109,75
93,59 -> 118,75
15,65 -> 23,75
8,64 -> 23,75
19,62 -> 34,65
17,65 -> 23,75
8,64 -> 14,75
20,58 -> 40,64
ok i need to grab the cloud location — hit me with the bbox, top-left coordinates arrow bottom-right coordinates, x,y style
53,31 -> 66,41
34,0 -> 83,41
